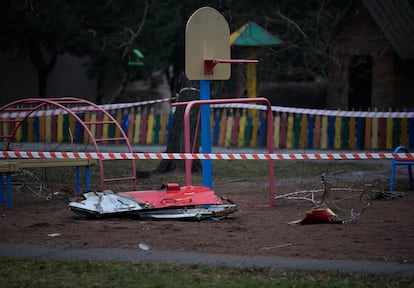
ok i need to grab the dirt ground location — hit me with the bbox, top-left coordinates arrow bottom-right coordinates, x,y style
1,163 -> 413,264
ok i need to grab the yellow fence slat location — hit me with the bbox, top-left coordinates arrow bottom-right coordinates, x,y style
2,122 -> 8,141
133,108 -> 141,145
286,114 -> 294,149
273,113 -> 280,149
159,114 -> 168,145
45,114 -> 52,143
218,109 -> 227,147
386,116 -> 393,149
146,108 -> 155,144
225,110 -> 233,148
69,115 -> 76,143
89,112 -> 97,141
57,112 -> 63,143
15,116 -> 21,142
101,113 -> 109,143
238,110 -> 247,147
334,116 -> 341,149
250,114 -> 259,148
39,115 -> 45,142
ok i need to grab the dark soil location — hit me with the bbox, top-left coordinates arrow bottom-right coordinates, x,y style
1,165 -> 413,264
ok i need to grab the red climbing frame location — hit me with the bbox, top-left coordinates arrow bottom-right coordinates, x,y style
173,97 -> 275,206
0,97 -> 136,190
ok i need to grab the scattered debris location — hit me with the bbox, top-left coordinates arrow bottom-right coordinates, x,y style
138,243 -> 150,251
289,205 -> 341,225
289,174 -> 372,225
261,243 -> 293,250
69,183 -> 237,221
374,191 -> 404,200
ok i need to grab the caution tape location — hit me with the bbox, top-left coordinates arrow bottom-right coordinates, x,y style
0,87 -> 200,119
210,103 -> 414,118
2,93 -> 413,119
0,97 -> 176,119
0,151 -> 413,161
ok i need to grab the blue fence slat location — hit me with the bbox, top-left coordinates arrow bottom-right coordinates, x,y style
341,117 -> 349,149
122,113 -> 129,134
409,118 -> 414,149
307,115 -> 315,149
213,111 -> 220,146
165,114 -> 174,145
34,117 -> 40,141
257,114 -> 266,147
356,117 -> 364,149
328,116 -> 335,149
75,114 -> 83,143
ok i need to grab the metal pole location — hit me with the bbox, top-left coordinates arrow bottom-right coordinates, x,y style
0,173 -> 3,205
177,97 -> 275,205
200,80 -> 213,189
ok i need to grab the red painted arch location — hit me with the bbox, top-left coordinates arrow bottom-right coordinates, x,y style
0,97 -> 136,190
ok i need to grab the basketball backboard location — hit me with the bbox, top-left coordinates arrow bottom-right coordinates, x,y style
185,7 -> 231,80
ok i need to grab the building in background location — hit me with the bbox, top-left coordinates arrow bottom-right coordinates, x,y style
328,0 -> 414,111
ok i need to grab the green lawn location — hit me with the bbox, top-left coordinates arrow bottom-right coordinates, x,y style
0,257 -> 411,288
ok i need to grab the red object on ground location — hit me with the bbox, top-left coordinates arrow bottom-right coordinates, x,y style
289,206 -> 340,225
119,184 -> 223,209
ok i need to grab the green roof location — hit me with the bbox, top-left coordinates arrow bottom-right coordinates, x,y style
128,49 -> 144,66
230,21 -> 284,47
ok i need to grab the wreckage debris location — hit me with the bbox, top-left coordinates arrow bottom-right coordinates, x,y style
69,183 -> 237,221
288,205 -> 342,225
289,174 -> 372,225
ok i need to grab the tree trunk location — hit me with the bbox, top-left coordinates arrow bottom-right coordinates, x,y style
95,71 -> 105,104
28,40 -> 57,98
109,70 -> 130,104
154,86 -> 201,173
37,70 -> 48,99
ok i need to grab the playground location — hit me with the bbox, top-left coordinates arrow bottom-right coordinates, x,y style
0,155 -> 413,266
0,7 -> 413,273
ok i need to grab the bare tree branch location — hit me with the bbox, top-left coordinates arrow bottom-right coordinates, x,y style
275,10 -> 307,39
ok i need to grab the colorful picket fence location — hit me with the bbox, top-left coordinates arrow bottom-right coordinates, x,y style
209,108 -> 414,150
2,105 -> 414,150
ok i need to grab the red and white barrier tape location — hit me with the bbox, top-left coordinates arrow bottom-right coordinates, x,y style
0,87 -> 201,119
1,151 -> 413,161
210,103 -> 414,118
0,97 -> 175,119
1,92 -> 413,119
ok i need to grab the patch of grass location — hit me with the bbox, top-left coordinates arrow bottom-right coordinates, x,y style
12,158 -> 388,193
273,160 -> 383,178
211,160 -> 384,181
0,257 -> 411,288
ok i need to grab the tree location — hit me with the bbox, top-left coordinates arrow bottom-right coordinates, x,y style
0,0 -> 182,102
0,0 -> 78,97
248,0 -> 350,83
155,85 -> 202,173
67,0 -> 150,103
69,0 -> 181,103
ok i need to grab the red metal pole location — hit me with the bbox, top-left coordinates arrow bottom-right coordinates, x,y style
174,97 -> 275,206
